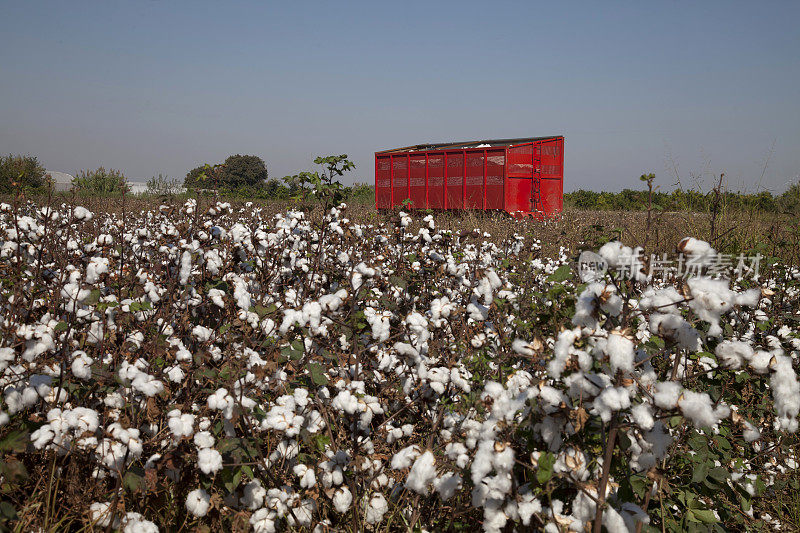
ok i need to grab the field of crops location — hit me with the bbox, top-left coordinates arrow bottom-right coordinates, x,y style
0,198 -> 798,532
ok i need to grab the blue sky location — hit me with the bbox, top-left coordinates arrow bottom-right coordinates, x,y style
1,0 -> 798,192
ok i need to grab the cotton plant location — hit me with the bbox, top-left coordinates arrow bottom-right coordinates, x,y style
0,198 -> 798,532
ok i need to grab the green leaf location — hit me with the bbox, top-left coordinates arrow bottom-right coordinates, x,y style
690,509 -> 718,524
691,462 -> 709,483
83,289 -> 102,305
308,362 -> 329,386
0,501 -> 17,521
54,321 -> 69,332
536,452 -> 555,484
546,265 -> 571,283
123,471 -> 145,493
389,275 -> 408,289
218,438 -> 241,454
0,429 -> 29,453
311,434 -> 331,453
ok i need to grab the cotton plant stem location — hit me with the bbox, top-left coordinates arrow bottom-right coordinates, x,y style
593,416 -> 619,533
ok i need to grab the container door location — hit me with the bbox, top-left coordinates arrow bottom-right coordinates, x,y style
409,154 -> 427,209
506,143 -> 534,214
536,138 -> 564,216
375,155 -> 392,209
392,156 -> 409,208
427,153 -> 445,209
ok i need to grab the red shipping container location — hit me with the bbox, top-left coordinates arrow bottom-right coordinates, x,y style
375,136 -> 564,217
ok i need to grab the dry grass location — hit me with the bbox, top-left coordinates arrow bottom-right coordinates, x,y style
55,192 -> 800,265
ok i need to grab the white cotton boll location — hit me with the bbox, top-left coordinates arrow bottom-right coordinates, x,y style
685,277 -> 737,337
547,327 -> 580,379
466,301 -> 489,322
606,332 -> 634,374
602,505 -> 630,533
241,480 -> 266,510
71,351 -> 93,380
294,464 -> 317,488
512,338 -> 535,356
405,451 -> 436,495
168,411 -> 195,438
207,288 -> 226,308
715,340 -> 753,369
192,325 -> 213,342
185,488 -> 211,517
631,403 -> 655,431
197,448 -> 223,475
122,514 -> 158,533
749,351 -> 772,374
85,257 -> 109,285
677,237 -> 716,263
433,472 -> 462,500
332,487 -> 353,513
164,365 -> 185,383
743,421 -> 761,442
591,387 -> 631,423
250,508 -> 277,533
769,354 -> 800,432
179,250 -> 192,285
391,445 -> 420,470
194,431 -> 215,449
735,289 -> 761,307
365,493 -> 389,525
73,206 -> 93,221
653,381 -> 682,409
678,390 -> 726,428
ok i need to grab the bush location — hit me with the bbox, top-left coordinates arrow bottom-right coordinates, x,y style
0,154 -> 48,194
72,167 -> 130,195
146,174 -> 183,196
219,154 -> 268,188
185,156 -> 269,191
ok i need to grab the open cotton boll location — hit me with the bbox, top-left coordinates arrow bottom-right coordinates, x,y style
591,387 -> 631,423
167,411 -> 195,438
630,403 -> 655,431
678,390 -> 729,428
332,486 -> 352,513
677,237 -> 716,263
89,502 -> 118,528
71,351 -> 93,380
433,472 -> 462,500
365,493 -> 389,524
185,488 -> 211,517
391,445 -> 421,470
405,450 -> 437,495
769,354 -> 800,432
194,431 -> 215,449
715,340 -> 754,369
743,421 -> 761,442
179,250 -> 192,285
250,508 -> 277,533
197,448 -> 223,475
653,381 -> 683,409
73,206 -> 93,221
605,332 -> 635,374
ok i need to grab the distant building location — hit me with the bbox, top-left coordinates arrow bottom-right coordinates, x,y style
45,171 -> 74,192
44,171 -> 150,194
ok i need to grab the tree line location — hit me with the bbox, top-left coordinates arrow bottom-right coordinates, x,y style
3,153 -> 798,214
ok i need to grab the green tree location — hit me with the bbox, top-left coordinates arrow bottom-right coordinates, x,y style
72,167 -> 130,195
0,154 -> 48,194
219,154 -> 268,189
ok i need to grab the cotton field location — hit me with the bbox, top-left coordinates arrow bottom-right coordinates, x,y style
1,199 -> 799,532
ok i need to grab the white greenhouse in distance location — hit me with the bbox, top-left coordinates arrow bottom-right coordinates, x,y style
45,171 -> 150,194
